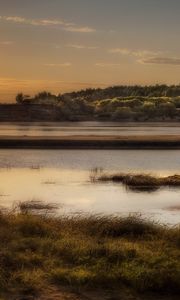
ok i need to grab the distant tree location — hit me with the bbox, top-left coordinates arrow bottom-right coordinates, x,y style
16,93 -> 24,104
35,91 -> 52,100
33,91 -> 57,104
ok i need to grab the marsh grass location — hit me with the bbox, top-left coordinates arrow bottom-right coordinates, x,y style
93,172 -> 180,191
30,165 -> 41,170
17,200 -> 59,215
42,180 -> 56,185
0,202 -> 179,298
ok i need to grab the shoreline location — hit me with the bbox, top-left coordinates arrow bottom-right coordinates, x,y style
1,135 -> 180,149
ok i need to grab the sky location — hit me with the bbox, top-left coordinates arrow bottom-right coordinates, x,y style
0,0 -> 180,102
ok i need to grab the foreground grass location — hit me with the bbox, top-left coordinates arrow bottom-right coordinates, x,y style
0,202 -> 180,299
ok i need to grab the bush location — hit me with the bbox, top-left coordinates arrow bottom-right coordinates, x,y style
141,102 -> 156,119
112,107 -> 133,120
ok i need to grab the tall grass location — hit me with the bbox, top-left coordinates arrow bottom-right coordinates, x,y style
0,202 -> 179,298
92,172 -> 180,191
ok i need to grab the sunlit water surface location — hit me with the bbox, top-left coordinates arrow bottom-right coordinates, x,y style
0,149 -> 180,225
1,122 -> 180,136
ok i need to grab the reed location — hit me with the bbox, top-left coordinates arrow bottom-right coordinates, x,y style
0,202 -> 179,299
94,172 -> 180,191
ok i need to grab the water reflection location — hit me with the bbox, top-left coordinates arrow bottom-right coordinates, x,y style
125,185 -> 160,193
0,149 -> 179,224
1,122 -> 180,137
0,166 -> 179,225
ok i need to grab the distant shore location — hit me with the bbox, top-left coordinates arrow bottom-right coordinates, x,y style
1,135 -> 180,149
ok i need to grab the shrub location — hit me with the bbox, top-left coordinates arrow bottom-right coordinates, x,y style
112,107 -> 133,120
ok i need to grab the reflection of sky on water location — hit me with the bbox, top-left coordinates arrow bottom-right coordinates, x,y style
1,122 -> 180,136
0,148 -> 179,225
0,123 -> 179,224
1,149 -> 180,174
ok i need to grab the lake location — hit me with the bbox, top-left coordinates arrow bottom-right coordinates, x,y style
0,149 -> 180,225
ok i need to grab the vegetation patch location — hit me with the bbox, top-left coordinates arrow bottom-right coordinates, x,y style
93,172 -> 180,191
0,202 -> 179,299
4,85 -> 180,122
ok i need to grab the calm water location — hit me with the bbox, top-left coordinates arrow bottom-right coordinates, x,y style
0,149 -> 180,225
1,122 -> 180,136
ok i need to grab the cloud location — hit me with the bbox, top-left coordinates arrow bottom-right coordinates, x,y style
139,57 -> 180,65
65,26 -> 95,33
40,19 -> 74,26
108,48 -> 131,55
133,50 -> 162,57
0,16 -> 96,33
109,48 -> 180,67
3,16 -> 27,23
0,41 -> 13,45
67,44 -> 98,49
0,16 -> 72,27
43,63 -> 72,67
95,63 -> 121,67
108,48 -> 161,57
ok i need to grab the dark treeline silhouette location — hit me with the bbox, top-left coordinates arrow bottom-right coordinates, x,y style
61,84 -> 180,100
16,85 -> 180,104
13,85 -> 180,121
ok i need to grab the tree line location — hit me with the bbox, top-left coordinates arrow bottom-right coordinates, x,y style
15,85 -> 180,121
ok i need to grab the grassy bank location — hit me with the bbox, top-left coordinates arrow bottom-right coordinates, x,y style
0,202 -> 180,299
93,172 -> 180,191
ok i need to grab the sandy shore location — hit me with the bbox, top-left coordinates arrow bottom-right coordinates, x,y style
1,135 -> 180,149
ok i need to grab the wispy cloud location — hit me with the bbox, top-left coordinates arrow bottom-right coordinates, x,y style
108,48 -> 131,55
108,48 -> 161,57
0,41 -> 13,45
133,50 -> 162,58
139,57 -> 180,66
0,16 -> 26,23
108,47 -> 174,67
0,16 -> 96,33
67,44 -> 98,49
0,15 -> 73,27
39,19 -> 74,26
43,63 -> 72,67
65,26 -> 95,33
95,63 -> 121,67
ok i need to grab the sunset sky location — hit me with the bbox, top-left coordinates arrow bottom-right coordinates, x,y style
0,0 -> 180,102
